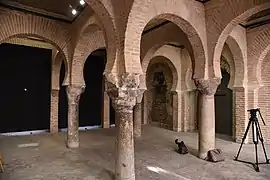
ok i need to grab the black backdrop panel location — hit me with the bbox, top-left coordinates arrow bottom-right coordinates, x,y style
58,52 -> 116,129
79,55 -> 106,127
59,62 -> 68,129
0,43 -> 52,133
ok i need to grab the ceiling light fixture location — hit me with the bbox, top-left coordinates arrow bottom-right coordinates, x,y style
79,0 -> 85,5
71,9 -> 77,15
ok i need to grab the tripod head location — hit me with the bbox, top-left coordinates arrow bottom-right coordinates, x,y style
248,108 -> 266,126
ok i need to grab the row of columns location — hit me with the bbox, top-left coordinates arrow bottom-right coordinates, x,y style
50,74 -> 221,180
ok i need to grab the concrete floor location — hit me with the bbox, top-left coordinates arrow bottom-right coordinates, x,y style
0,125 -> 270,180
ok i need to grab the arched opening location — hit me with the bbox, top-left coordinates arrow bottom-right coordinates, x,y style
215,58 -> 233,139
146,57 -> 174,130
79,49 -> 115,129
0,42 -> 52,134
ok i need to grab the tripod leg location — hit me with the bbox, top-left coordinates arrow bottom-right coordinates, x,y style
235,119 -> 252,160
254,143 -> 260,172
256,121 -> 270,163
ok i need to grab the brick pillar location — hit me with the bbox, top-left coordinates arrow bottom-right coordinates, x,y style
233,87 -> 248,143
66,85 -> 85,148
102,91 -> 110,128
106,73 -> 141,180
195,78 -> 220,159
50,89 -> 59,133
247,86 -> 260,143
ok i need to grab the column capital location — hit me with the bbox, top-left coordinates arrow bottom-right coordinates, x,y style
105,73 -> 143,113
51,89 -> 59,97
194,78 -> 221,96
66,85 -> 85,105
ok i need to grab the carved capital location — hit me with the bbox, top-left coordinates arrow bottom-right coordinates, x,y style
51,89 -> 59,97
66,85 -> 85,105
105,73 -> 143,113
136,88 -> 146,104
195,78 -> 221,96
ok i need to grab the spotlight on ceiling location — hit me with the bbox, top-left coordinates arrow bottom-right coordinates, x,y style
79,0 -> 85,5
71,9 -> 77,15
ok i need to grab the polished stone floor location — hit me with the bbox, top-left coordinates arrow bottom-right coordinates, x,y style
0,125 -> 270,180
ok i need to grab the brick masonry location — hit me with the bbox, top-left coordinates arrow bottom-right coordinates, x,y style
0,0 -> 270,144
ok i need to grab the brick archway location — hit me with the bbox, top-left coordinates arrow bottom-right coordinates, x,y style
83,1 -> 117,74
52,52 -> 67,90
248,26 -> 270,86
209,0 -> 270,78
0,11 -> 70,85
125,0 -> 207,79
71,24 -> 105,85
145,56 -> 177,130
142,45 -> 180,92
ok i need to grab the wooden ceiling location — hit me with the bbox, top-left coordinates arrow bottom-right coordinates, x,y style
0,0 -> 86,22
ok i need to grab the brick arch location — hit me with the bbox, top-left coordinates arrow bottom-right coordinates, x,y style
140,22 -> 195,70
261,51 -> 270,85
248,26 -> 270,86
85,0 -> 116,74
0,11 -> 70,85
125,0 -> 207,78
146,56 -> 177,92
220,35 -> 246,89
141,44 -> 180,92
181,48 -> 196,92
52,51 -> 67,90
210,0 -> 270,78
71,27 -> 105,85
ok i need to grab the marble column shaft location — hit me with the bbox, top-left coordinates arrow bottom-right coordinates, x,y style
106,73 -> 142,180
195,78 -> 220,159
114,104 -> 135,180
66,85 -> 85,148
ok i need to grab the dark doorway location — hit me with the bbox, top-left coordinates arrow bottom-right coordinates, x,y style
79,49 -> 115,128
215,69 -> 233,137
59,62 -> 68,129
0,43 -> 52,133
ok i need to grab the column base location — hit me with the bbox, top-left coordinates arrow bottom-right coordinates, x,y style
198,152 -> 207,160
50,128 -> 58,134
67,141 -> 79,148
134,134 -> 141,139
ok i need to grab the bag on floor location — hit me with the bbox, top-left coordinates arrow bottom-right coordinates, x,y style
204,149 -> 225,162
175,139 -> 188,154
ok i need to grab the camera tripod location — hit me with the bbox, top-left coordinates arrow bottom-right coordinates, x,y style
234,108 -> 270,172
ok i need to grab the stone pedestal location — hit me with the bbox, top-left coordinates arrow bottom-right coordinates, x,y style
50,89 -> 59,133
66,85 -> 85,148
133,103 -> 142,138
195,78 -> 220,159
106,73 -> 142,180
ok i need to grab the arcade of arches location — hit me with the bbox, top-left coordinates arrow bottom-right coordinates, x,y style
1,0 -> 270,179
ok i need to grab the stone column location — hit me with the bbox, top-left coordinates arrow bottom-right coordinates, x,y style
66,85 -> 85,148
133,103 -> 142,138
133,89 -> 145,138
106,73 -> 141,180
50,89 -> 59,133
195,78 -> 220,159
